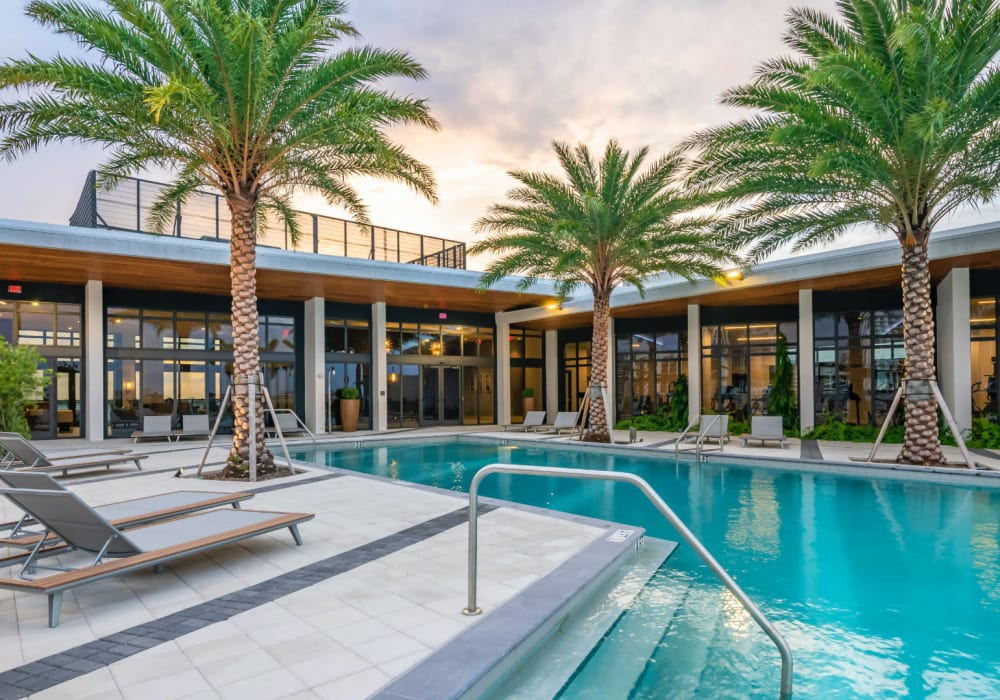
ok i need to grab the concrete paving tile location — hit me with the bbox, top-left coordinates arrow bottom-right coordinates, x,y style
215,667 -> 307,700
313,667 -> 392,700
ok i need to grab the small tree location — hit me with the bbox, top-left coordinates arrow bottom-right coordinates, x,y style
0,339 -> 51,437
768,333 -> 797,432
665,374 -> 689,431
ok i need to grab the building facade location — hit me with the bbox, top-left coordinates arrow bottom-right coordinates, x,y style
2,178 -> 999,440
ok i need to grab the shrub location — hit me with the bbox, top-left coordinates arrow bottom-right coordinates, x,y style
521,387 -> 535,398
966,418 -> 1000,449
340,386 -> 360,400
768,333 -> 797,431
0,339 -> 51,437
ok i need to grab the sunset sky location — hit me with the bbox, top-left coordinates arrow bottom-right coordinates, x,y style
1,0 -> 997,269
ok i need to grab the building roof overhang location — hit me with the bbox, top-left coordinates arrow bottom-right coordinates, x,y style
0,219 -> 557,314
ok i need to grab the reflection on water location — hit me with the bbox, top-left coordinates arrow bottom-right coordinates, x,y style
302,440 -> 1000,698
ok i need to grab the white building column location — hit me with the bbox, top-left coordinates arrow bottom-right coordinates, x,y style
606,316 -> 616,427
84,280 -> 104,442
496,317 -> 511,425
371,302 -> 388,432
687,304 -> 701,425
303,297 -> 325,433
545,330 -> 558,421
798,289 -> 815,434
937,268 -> 972,431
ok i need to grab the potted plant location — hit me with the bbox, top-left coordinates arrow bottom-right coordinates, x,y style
339,386 -> 361,432
521,387 -> 536,414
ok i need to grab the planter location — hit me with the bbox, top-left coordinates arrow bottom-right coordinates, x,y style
339,398 -> 360,432
522,396 -> 536,414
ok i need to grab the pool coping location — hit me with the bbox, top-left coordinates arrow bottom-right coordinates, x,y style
292,431 -> 1000,489
370,526 -> 672,700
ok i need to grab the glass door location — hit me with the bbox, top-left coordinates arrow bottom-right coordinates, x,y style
421,366 -> 462,425
29,357 -> 81,440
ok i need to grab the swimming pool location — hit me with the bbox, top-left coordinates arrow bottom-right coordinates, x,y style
298,438 -> 1000,699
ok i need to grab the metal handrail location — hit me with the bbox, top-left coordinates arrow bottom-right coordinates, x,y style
462,464 -> 793,699
674,415 -> 726,457
269,408 -> 317,446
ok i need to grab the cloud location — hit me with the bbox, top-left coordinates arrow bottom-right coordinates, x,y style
0,0 -> 995,271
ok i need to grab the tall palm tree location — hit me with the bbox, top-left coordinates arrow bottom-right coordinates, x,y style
471,140 -> 732,443
0,0 -> 438,477
685,0 -> 1000,465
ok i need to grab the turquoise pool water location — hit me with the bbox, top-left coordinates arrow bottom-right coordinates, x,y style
298,439 -> 1000,699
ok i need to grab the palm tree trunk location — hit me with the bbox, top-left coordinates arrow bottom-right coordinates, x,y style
899,242 -> 945,466
224,195 -> 274,477
583,293 -> 611,443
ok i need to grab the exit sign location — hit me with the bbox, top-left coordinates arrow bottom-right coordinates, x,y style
6,285 -> 22,294
438,312 -> 447,320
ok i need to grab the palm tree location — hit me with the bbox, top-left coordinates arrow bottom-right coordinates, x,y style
685,0 -> 1000,465
471,140 -> 732,443
0,0 -> 438,477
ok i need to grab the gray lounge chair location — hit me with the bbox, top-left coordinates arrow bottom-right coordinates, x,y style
0,434 -> 146,475
551,411 -> 581,435
740,416 -> 787,448
131,415 -> 178,443
178,414 -> 211,439
0,477 -> 313,627
0,471 -> 253,548
0,432 -> 129,469
507,411 -> 547,432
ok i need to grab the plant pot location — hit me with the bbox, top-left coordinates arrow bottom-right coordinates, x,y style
522,396 -> 536,414
339,398 -> 360,432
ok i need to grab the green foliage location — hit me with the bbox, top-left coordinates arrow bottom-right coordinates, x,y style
686,0 -> 1000,258
665,374 -> 688,430
521,387 -> 535,398
470,140 -> 734,301
804,420 -> 904,443
0,0 -> 439,230
614,376 -> 691,433
768,333 -> 797,431
0,339 -> 50,437
966,418 -> 1000,449
340,386 -> 360,400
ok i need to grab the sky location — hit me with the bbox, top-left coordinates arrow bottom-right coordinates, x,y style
1,0 -> 998,269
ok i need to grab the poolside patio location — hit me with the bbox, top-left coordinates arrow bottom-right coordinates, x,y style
2,427 -> 998,699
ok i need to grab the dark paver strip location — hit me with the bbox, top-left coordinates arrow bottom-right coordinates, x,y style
0,504 -> 494,698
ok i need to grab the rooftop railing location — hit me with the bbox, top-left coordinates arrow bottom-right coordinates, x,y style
70,170 -> 466,269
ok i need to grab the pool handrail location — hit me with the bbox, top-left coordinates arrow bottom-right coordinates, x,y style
462,463 -> 793,699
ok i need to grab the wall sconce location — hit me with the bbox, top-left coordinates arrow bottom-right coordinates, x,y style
389,372 -> 398,383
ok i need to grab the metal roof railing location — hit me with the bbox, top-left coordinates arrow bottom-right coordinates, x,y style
70,170 -> 466,269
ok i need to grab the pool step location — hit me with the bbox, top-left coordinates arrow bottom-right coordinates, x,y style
480,538 -> 674,700
554,571 -> 691,699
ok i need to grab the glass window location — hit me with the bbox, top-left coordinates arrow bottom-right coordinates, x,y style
108,308 -> 140,348
401,323 -> 419,355
143,312 -> 173,350
971,297 -> 997,420
263,315 -> 294,353
442,325 -> 462,356
209,313 -> 233,351
175,312 -> 207,350
478,327 -> 495,358
420,324 -> 440,356
386,322 -> 401,355
0,306 -> 12,343
346,320 -> 370,355
325,319 -> 346,352
18,302 -> 56,345
525,331 -> 543,359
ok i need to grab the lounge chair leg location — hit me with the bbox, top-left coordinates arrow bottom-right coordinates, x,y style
153,564 -> 165,574
135,460 -> 143,471
48,592 -> 62,628
288,524 -> 303,546
232,502 -> 241,509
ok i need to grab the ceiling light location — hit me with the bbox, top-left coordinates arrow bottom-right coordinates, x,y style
725,270 -> 743,281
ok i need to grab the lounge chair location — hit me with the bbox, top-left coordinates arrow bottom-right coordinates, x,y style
0,434 -> 146,475
551,411 -> 582,435
0,477 -> 313,627
131,415 -> 178,443
740,416 -> 787,448
0,432 -> 130,469
0,471 -> 254,549
178,414 -> 212,440
507,411 -> 547,432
